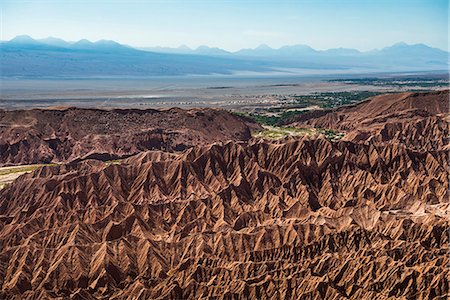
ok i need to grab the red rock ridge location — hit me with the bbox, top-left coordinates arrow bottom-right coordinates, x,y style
289,90 -> 449,151
0,90 -> 448,299
0,107 -> 256,166
0,138 -> 448,299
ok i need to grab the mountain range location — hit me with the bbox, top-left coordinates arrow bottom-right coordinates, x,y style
1,35 -> 448,77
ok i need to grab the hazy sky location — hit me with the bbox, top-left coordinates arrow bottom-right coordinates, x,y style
1,0 -> 448,51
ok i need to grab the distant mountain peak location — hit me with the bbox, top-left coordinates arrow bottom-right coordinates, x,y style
39,37 -> 70,47
383,42 -> 434,50
255,44 -> 273,50
378,42 -> 448,57
196,45 -> 211,50
2,35 -> 448,77
280,44 -> 313,49
178,44 -> 191,50
324,47 -> 361,55
278,44 -> 317,54
9,35 -> 38,44
391,41 -> 408,47
40,36 -> 66,42
193,45 -> 230,55
73,39 -> 94,45
95,39 -> 120,45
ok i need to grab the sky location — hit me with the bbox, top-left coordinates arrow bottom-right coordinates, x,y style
1,0 -> 448,51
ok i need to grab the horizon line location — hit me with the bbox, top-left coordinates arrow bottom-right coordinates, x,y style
3,34 -> 449,53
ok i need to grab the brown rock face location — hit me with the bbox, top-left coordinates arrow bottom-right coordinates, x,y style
0,107 -> 254,166
290,90 -> 449,151
0,91 -> 449,299
0,140 -> 448,299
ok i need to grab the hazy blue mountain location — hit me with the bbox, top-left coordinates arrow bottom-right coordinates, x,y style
362,43 -> 449,68
71,39 -> 95,49
235,44 -> 318,57
322,48 -> 361,56
194,45 -> 231,56
3,35 -> 70,52
139,45 -> 193,54
140,45 -> 231,56
0,36 -> 270,77
235,44 -> 276,56
7,35 -> 40,45
68,39 -> 133,52
38,37 -> 71,48
1,36 -> 448,77
376,42 -> 448,57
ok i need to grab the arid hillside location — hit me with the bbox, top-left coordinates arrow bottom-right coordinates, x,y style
288,90 -> 449,150
0,107 -> 255,166
0,90 -> 448,299
289,90 -> 448,128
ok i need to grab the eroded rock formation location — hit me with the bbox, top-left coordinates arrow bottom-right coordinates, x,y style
0,90 -> 448,299
0,107 -> 255,166
289,90 -> 449,151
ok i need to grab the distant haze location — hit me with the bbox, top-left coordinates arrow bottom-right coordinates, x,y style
1,0 -> 448,52
1,36 -> 448,78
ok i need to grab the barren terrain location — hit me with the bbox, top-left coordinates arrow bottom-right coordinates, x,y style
0,108 -> 255,166
0,90 -> 448,299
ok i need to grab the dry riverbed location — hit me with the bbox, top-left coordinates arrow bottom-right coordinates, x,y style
0,160 -> 122,189
0,164 -> 55,189
254,125 -> 345,141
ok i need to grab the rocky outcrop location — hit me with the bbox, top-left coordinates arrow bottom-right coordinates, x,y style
0,90 -> 448,299
0,107 -> 255,166
0,138 -> 448,299
289,90 -> 449,151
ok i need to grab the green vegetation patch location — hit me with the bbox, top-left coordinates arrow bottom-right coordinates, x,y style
329,77 -> 449,88
254,126 -> 315,140
254,126 -> 345,141
292,91 -> 382,109
317,128 -> 345,141
0,164 -> 57,190
105,159 -> 122,166
0,164 -> 55,176
233,91 -> 381,127
234,110 -> 307,127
